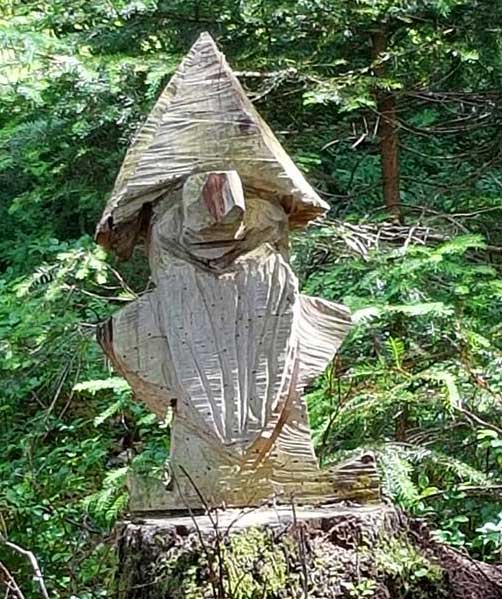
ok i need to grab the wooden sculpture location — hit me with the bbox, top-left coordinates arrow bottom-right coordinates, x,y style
96,32 -> 379,511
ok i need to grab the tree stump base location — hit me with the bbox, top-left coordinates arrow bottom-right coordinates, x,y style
114,502 -> 502,599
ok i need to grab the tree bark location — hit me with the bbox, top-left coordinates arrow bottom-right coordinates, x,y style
372,30 -> 402,222
114,505 -> 502,599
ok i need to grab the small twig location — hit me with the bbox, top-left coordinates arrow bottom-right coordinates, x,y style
0,560 -> 25,599
58,358 -> 81,420
233,68 -> 297,79
422,485 -> 502,500
29,391 -> 47,410
455,405 -> 502,436
222,500 -> 269,537
291,499 -> 309,599
0,538 -> 49,599
105,265 -> 138,298
319,368 -> 357,465
79,288 -> 134,302
175,468 -> 225,599
44,360 -> 73,422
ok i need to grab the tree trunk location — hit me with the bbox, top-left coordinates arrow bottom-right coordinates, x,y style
372,30 -> 402,222
114,504 -> 502,599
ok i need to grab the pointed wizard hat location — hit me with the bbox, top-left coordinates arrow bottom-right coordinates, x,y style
96,32 -> 329,257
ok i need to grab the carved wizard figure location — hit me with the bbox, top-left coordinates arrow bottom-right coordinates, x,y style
96,33 -> 378,510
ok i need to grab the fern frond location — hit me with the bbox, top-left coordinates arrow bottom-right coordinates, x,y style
377,445 -> 420,506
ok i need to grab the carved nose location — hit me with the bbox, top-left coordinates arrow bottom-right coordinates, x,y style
201,171 -> 245,224
183,170 -> 245,229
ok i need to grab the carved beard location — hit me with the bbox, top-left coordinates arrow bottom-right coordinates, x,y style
100,241 -> 352,510
99,184 -> 352,508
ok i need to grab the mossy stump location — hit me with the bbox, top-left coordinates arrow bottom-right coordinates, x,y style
114,503 -> 502,599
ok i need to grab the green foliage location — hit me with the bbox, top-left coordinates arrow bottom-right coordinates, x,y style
373,536 -> 445,598
0,239 -> 167,596
301,231 -> 502,561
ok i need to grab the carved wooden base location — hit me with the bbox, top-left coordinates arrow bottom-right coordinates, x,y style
128,452 -> 381,514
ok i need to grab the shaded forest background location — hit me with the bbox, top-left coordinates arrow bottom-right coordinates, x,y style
1,0 -> 502,596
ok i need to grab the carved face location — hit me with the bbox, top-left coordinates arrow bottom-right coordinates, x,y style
148,170 -> 288,275
181,171 -> 246,258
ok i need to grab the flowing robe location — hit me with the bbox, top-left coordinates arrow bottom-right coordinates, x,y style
100,245 -> 351,508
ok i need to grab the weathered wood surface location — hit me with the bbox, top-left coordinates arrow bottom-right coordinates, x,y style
99,214 -> 362,509
124,503 -> 388,534
125,453 -> 380,513
116,504 -> 400,599
96,32 -> 328,258
96,32 -> 380,512
116,505 -> 502,599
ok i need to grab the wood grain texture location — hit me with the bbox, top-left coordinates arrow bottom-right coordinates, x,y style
102,244 -> 357,508
96,32 -> 328,257
96,34 -> 380,511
